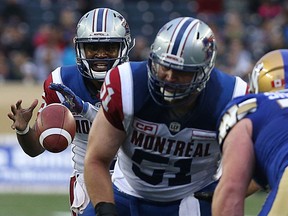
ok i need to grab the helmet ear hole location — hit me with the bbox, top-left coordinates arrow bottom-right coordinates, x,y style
74,8 -> 133,80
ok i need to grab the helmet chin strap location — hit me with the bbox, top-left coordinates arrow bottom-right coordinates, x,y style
91,69 -> 106,80
88,58 -> 119,80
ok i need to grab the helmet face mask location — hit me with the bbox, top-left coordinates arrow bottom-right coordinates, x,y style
147,17 -> 216,106
74,8 -> 134,81
77,42 -> 121,78
249,49 -> 288,93
148,59 -> 208,105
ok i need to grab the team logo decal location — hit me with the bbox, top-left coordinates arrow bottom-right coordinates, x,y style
116,14 -> 130,35
202,35 -> 215,60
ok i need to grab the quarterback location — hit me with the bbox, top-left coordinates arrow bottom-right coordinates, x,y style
8,8 -> 134,216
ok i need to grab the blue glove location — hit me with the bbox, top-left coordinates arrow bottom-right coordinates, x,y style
49,83 -> 88,114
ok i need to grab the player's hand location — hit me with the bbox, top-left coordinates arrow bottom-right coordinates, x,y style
49,83 -> 88,115
8,99 -> 38,131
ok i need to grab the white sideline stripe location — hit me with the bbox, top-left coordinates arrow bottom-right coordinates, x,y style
39,128 -> 72,147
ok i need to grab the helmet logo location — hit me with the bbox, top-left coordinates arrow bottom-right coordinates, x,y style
116,14 -> 130,36
202,35 -> 215,60
253,62 -> 264,74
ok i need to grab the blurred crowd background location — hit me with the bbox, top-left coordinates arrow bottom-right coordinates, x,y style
0,0 -> 287,84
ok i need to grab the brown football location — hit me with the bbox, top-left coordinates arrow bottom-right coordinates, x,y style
35,103 -> 76,153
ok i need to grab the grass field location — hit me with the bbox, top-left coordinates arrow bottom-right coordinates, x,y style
245,191 -> 267,215
0,193 -> 70,216
0,191 -> 267,216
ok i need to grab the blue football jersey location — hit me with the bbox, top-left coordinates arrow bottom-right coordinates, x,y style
218,92 -> 288,188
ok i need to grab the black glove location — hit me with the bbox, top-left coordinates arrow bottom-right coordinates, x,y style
94,202 -> 118,216
194,191 -> 214,202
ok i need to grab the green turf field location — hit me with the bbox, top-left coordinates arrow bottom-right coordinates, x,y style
0,193 -> 70,216
245,191 -> 267,215
0,191 -> 267,216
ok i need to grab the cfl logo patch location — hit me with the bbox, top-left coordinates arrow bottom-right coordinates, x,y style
169,122 -> 181,132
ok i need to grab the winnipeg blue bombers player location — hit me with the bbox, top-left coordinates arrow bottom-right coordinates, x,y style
7,8 -> 134,216
213,49 -> 288,216
85,17 -> 248,216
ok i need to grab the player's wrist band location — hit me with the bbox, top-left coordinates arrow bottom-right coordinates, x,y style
16,125 -> 30,135
82,102 -> 97,122
94,202 -> 118,216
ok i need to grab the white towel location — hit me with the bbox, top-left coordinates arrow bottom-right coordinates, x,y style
179,194 -> 200,216
71,173 -> 90,214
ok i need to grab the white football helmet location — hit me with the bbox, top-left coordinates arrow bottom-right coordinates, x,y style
147,17 -> 217,106
75,8 -> 134,80
249,49 -> 288,93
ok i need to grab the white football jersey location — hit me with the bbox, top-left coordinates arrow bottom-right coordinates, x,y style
101,61 -> 248,201
41,65 -> 101,173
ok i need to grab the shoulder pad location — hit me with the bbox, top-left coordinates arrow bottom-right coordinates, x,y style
218,98 -> 257,148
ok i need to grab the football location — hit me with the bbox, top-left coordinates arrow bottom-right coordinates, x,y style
35,103 -> 76,153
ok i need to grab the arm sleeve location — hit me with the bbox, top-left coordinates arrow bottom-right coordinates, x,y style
43,73 -> 62,104
36,73 -> 62,119
100,68 -> 125,131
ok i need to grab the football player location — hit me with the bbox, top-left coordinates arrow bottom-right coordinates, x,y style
7,8 -> 134,216
212,49 -> 288,215
84,17 -> 248,216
